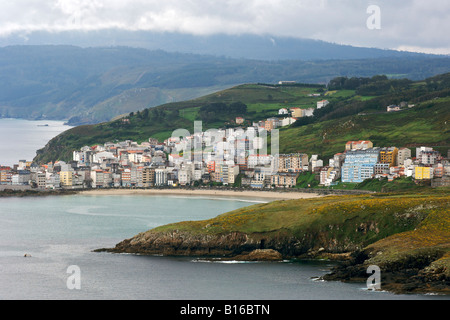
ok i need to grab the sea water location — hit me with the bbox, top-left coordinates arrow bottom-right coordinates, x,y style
0,193 -> 446,300
0,118 -> 71,167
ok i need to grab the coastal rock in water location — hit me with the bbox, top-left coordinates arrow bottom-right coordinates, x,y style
322,248 -> 450,295
232,249 -> 283,262
100,230 -> 256,257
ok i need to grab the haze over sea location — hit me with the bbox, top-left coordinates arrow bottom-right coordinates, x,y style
0,118 -> 71,167
0,118 -> 447,300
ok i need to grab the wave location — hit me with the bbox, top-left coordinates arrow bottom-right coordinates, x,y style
192,259 -> 261,264
65,206 -> 153,219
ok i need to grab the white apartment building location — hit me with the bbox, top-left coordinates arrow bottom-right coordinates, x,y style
155,169 -> 168,186
317,100 -> 329,109
178,169 -> 192,186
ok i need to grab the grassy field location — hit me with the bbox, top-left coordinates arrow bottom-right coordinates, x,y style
279,97 -> 449,160
177,84 -> 331,123
142,190 -> 449,259
366,204 -> 450,265
179,107 -> 201,122
296,172 -> 320,188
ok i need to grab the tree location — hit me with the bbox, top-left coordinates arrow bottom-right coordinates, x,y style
199,101 -> 248,123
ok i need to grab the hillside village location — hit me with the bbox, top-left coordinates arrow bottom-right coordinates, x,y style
1,103 -> 449,191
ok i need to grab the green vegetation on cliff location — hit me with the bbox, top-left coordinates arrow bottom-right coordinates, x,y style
322,190 -> 450,294
151,191 -> 448,248
103,189 -> 450,294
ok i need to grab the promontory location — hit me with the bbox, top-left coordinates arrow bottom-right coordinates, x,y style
96,189 -> 450,295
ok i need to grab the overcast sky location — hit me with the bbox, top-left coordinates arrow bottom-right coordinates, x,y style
0,0 -> 449,54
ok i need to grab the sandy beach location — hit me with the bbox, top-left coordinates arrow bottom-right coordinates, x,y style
79,188 -> 324,200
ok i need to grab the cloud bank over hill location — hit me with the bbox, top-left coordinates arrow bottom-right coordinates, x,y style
0,0 -> 449,55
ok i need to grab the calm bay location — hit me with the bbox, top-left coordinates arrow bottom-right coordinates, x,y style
0,118 -> 71,167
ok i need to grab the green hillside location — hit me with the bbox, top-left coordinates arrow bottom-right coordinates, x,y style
34,73 -> 450,164
279,96 -> 449,160
141,191 -> 449,248
34,83 -> 329,162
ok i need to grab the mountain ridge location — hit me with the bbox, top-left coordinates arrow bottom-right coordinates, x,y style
1,31 -> 444,61
1,45 -> 450,126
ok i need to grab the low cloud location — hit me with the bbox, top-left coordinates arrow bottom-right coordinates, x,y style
0,0 -> 448,54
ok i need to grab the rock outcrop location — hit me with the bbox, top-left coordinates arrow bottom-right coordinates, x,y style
96,229 -> 363,260
232,249 -> 283,262
321,248 -> 450,295
98,230 -> 257,257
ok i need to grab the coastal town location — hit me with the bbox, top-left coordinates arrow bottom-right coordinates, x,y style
1,101 -> 449,191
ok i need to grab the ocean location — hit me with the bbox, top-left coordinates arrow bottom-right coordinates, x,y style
0,118 -> 71,167
0,193 -> 446,301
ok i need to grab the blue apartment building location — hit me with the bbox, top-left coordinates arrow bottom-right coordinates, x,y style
341,148 -> 381,183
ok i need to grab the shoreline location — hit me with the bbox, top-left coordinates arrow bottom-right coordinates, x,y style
78,188 -> 325,200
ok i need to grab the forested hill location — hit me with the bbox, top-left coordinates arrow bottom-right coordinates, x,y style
1,45 -> 450,126
33,72 -> 450,164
